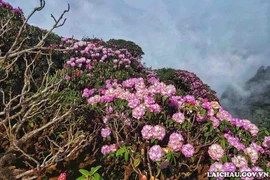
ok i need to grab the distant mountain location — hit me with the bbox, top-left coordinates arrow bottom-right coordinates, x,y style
220,66 -> 270,130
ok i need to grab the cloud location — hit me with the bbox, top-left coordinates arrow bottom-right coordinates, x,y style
7,0 -> 270,98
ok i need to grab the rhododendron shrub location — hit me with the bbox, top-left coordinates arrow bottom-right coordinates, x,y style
60,38 -> 147,92
59,36 -> 270,179
62,49 -> 270,178
155,68 -> 219,102
106,39 -> 145,59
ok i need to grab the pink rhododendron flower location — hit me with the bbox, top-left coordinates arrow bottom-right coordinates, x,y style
87,95 -> 101,105
144,96 -> 155,105
262,136 -> 270,148
132,104 -> 146,119
101,145 -> 111,155
146,103 -> 161,113
196,111 -> 207,122
222,162 -> 236,172
209,162 -> 223,172
82,88 -> 94,98
239,166 -> 253,180
251,166 -> 264,179
208,144 -> 225,161
149,145 -> 163,161
128,97 -> 140,109
168,132 -> 184,152
172,112 -> 185,124
207,108 -> 215,116
244,147 -> 259,164
102,116 -> 110,124
248,123 -> 259,136
161,84 -> 176,97
211,101 -> 220,109
109,144 -> 118,152
101,127 -> 111,137
210,116 -> 220,128
65,75 -> 70,81
58,172 -> 66,180
148,77 -> 160,84
141,125 -> 153,140
224,134 -> 245,151
152,125 -> 166,141
70,62 -> 76,67
202,102 -> 212,110
231,155 -> 248,168
169,132 -> 184,142
106,106 -> 113,113
183,95 -> 196,104
181,144 -> 194,158
249,142 -> 264,154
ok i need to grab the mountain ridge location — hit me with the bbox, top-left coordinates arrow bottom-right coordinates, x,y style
221,65 -> 270,130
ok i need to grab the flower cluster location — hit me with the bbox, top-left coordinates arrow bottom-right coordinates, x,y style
64,39 -> 143,73
174,70 -> 219,101
141,125 -> 166,140
80,75 -> 269,169
181,144 -> 195,158
262,136 -> 270,148
208,144 -> 225,161
210,155 -> 266,179
218,108 -> 259,136
84,78 -> 177,120
0,0 -> 22,14
101,144 -> 119,155
244,147 -> 259,164
82,88 -> 95,98
101,127 -> 111,138
172,112 -> 185,124
224,133 -> 246,151
168,132 -> 184,152
149,145 -> 164,161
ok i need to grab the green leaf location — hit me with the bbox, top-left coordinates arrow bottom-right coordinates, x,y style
200,109 -> 206,116
124,151 -> 129,162
29,121 -> 34,128
265,129 -> 270,136
204,131 -> 210,137
162,96 -> 168,103
220,139 -> 225,148
145,109 -> 151,119
89,165 -> 102,176
209,126 -> 214,134
93,173 -> 101,180
76,176 -> 86,180
221,156 -> 227,163
182,122 -> 187,129
168,119 -> 174,126
134,157 -> 141,168
166,153 -> 172,161
116,147 -> 125,157
79,169 -> 90,176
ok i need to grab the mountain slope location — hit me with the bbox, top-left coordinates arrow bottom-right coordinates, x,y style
221,66 -> 270,130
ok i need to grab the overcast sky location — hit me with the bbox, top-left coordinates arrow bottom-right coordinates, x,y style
7,0 -> 270,97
